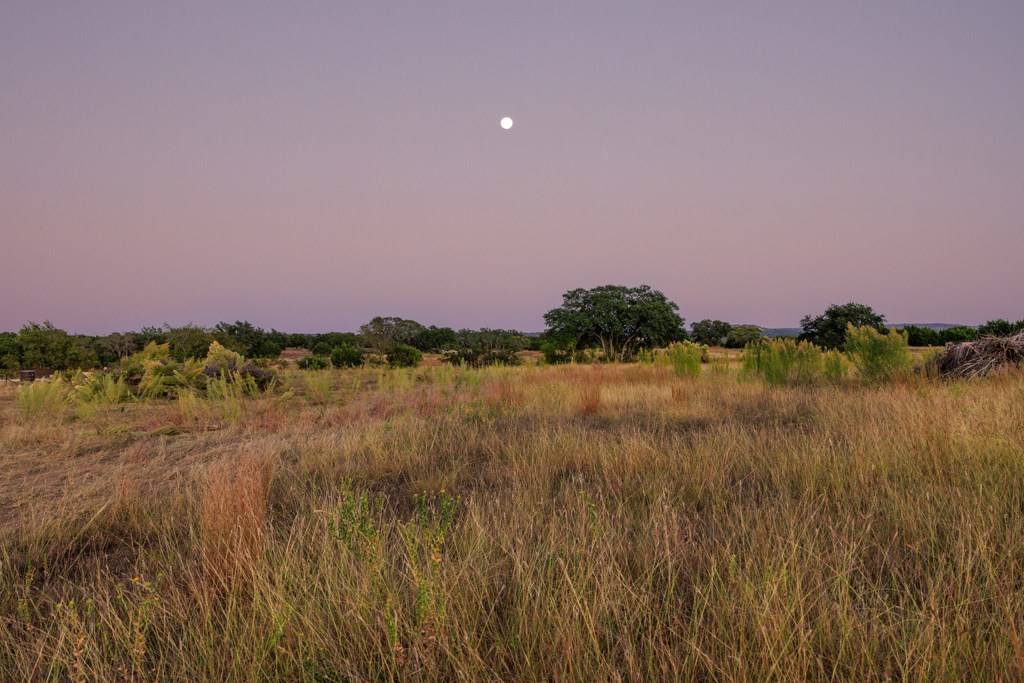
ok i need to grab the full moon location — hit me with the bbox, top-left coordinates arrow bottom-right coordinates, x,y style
500,116 -> 514,130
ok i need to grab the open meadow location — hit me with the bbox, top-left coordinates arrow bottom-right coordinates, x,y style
2,361 -> 1024,681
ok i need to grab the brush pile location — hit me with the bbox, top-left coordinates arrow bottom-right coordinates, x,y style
930,332 -> 1024,379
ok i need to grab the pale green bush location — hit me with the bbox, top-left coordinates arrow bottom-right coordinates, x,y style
823,350 -> 848,384
664,341 -> 706,378
844,324 -> 911,382
743,339 -> 825,385
16,378 -> 70,416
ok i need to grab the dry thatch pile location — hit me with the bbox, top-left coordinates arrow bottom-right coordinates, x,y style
930,332 -> 1024,379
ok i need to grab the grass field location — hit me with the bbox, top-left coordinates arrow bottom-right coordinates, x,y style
2,362 -> 1023,681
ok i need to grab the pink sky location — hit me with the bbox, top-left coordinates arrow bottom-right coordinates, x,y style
2,2 -> 1022,334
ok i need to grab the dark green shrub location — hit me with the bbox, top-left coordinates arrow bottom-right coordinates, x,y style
540,340 -> 572,364
311,332 -> 361,356
330,344 -> 364,368
387,344 -> 422,368
298,355 -> 331,370
441,329 -> 529,367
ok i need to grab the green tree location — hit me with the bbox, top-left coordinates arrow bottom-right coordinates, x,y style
359,317 -> 426,350
0,332 -> 21,370
410,325 -> 458,352
976,319 -> 1016,338
543,285 -> 686,362
17,322 -> 98,370
166,326 -> 215,361
97,332 -> 139,364
136,326 -> 168,346
939,326 -> 977,343
900,325 -> 941,347
691,320 -> 733,346
798,303 -> 886,350
286,333 -> 312,348
724,325 -> 762,348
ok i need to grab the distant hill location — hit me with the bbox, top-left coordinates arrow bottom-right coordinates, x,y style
758,327 -> 802,338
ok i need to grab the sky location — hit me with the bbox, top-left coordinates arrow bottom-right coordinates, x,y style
2,1 -> 1022,334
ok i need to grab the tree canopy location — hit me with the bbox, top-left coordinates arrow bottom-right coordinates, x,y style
543,285 -> 686,361
359,317 -> 426,350
724,325 -> 763,348
691,320 -> 733,346
798,303 -> 886,350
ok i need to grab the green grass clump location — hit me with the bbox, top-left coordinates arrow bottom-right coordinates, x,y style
71,372 -> 132,405
742,339 -> 825,385
16,378 -> 70,416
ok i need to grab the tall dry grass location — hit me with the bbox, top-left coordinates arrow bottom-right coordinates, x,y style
0,365 -> 1023,680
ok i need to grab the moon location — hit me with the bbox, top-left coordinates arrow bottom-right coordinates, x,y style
500,116 -> 514,130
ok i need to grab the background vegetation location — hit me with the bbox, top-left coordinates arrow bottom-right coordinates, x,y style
2,288 -> 1020,375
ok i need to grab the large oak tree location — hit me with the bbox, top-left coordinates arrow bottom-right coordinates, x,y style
543,285 -> 686,362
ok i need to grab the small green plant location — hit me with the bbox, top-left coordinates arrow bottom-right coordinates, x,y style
401,491 -> 461,627
844,324 -> 911,382
303,370 -> 334,405
326,485 -> 383,558
205,375 -> 246,422
71,372 -> 132,405
203,340 -> 245,374
177,389 -> 208,423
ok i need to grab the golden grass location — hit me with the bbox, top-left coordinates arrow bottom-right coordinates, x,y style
1,365 -> 1023,680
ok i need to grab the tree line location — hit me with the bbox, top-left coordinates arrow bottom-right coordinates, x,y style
0,320 -> 537,372
2,286 -> 1021,371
